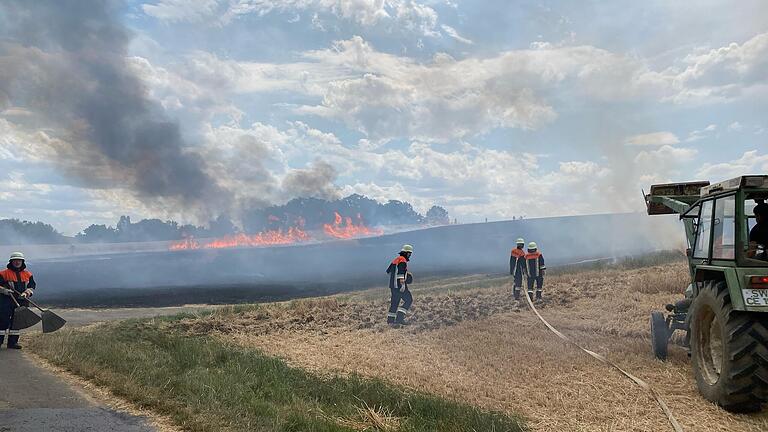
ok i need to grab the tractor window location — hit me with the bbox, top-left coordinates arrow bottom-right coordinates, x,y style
693,200 -> 714,259
746,201 -> 757,232
712,195 -> 735,259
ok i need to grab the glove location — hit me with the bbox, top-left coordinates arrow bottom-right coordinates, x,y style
0,288 -> 13,296
399,286 -> 406,293
20,289 -> 33,298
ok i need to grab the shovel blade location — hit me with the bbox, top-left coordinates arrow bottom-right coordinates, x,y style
11,307 -> 41,330
41,310 -> 66,333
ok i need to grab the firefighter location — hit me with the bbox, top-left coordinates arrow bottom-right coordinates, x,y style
509,238 -> 526,300
525,242 -> 546,301
0,252 -> 36,349
386,244 -> 413,325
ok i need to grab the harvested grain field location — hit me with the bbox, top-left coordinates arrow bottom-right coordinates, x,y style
174,262 -> 768,432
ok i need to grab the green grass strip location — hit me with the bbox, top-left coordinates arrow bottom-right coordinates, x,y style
30,319 -> 525,432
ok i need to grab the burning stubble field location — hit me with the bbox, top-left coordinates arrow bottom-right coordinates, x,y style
31,256 -> 768,431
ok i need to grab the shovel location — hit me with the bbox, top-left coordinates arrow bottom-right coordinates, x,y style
7,293 -> 42,330
26,298 -> 66,333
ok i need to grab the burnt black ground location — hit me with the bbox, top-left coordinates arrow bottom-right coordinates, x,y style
30,213 -> 678,308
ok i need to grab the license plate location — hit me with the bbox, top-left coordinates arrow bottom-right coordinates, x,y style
742,288 -> 768,307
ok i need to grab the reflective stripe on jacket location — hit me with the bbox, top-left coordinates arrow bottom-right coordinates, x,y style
525,251 -> 546,278
510,248 -> 526,277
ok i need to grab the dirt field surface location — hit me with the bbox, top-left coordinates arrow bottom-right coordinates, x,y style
174,263 -> 768,432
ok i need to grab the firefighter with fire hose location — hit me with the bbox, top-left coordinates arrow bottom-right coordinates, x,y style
386,244 -> 414,325
525,242 -> 546,301
510,238 -> 526,300
0,252 -> 36,349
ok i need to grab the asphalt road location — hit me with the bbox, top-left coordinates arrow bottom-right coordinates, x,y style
0,349 -> 155,432
0,306 -> 215,432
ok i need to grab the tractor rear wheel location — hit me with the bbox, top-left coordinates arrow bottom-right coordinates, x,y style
690,280 -> 768,412
650,311 -> 670,360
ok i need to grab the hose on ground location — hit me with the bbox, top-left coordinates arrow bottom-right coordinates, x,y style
522,290 -> 684,432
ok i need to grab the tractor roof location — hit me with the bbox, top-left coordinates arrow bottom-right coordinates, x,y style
701,175 -> 768,196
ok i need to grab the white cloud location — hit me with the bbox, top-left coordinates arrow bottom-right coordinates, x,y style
665,32 -> 768,103
697,150 -> 768,180
677,33 -> 768,87
0,119 -> 59,162
127,56 -> 244,122
142,0 -> 223,23
634,145 -> 698,179
729,121 -> 744,131
143,0 -> 441,36
441,24 -> 473,44
291,38 -> 661,141
625,132 -> 680,146
685,124 -> 718,142
142,32 -> 768,145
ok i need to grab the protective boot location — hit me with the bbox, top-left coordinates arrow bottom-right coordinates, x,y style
387,313 -> 396,325
7,334 -> 20,349
395,311 -> 409,325
0,335 -> 4,346
527,291 -> 534,301
535,290 -> 542,301
513,287 -> 520,300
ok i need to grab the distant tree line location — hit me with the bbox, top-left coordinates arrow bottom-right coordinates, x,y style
15,194 -> 449,244
242,194 -> 448,232
0,219 -> 69,244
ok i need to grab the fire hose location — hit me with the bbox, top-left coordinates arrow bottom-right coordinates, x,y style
522,289 -> 684,432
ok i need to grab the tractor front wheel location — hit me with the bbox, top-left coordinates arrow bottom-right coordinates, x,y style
650,311 -> 670,360
690,280 -> 768,412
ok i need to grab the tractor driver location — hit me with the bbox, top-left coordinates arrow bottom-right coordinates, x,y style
749,202 -> 768,259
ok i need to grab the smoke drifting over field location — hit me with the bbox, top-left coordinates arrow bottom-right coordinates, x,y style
0,0 -> 225,212
32,213 -> 683,307
0,0 -> 339,220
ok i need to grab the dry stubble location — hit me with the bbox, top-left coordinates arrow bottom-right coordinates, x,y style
175,263 -> 768,432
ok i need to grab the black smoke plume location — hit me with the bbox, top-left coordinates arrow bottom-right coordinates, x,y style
0,0 -> 225,211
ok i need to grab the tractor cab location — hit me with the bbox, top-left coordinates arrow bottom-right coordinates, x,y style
645,176 -> 768,412
679,176 -> 768,267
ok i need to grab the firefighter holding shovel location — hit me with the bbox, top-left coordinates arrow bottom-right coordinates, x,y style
0,252 -> 37,349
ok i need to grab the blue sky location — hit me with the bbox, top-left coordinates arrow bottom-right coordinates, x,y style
1,0 -> 767,234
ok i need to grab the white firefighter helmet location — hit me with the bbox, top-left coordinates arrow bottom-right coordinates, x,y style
528,242 -> 538,250
9,251 -> 25,261
516,238 -> 525,245
401,244 -> 414,253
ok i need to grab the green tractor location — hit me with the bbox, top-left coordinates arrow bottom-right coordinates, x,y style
645,176 -> 768,412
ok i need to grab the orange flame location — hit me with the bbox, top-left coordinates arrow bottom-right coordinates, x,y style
169,227 -> 310,251
170,236 -> 200,251
323,212 -> 383,239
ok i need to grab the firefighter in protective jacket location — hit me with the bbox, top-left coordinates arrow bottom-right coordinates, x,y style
386,244 -> 413,325
525,242 -> 546,301
0,252 -> 36,349
510,238 -> 526,300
